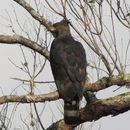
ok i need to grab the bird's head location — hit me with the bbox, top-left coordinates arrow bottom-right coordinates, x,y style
50,19 -> 71,38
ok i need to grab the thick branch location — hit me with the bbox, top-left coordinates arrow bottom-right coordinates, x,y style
47,92 -> 130,130
2,91 -> 130,130
80,92 -> 130,122
13,0 -> 52,31
0,89 -> 130,130
0,34 -> 50,60
0,91 -> 59,105
85,74 -> 130,92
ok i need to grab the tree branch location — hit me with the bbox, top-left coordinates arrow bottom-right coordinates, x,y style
0,34 -> 50,60
46,92 -> 130,130
0,31 -> 129,91
80,91 -> 130,122
11,74 -> 130,92
2,35 -> 130,92
85,74 -> 130,92
0,91 -> 59,105
1,91 -> 130,130
0,87 -> 130,130
13,0 -> 52,31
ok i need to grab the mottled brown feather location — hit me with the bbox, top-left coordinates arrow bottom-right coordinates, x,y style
50,19 -> 87,124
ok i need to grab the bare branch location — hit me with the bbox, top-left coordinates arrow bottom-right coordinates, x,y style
46,91 -> 130,130
13,0 -> 52,31
0,34 -> 50,60
85,73 -> 130,92
0,89 -> 129,129
11,73 -> 130,92
0,91 -> 59,105
80,91 -> 130,122
11,77 -> 54,84
0,76 -> 129,129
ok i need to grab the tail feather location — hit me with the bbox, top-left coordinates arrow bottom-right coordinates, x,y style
64,100 -> 80,124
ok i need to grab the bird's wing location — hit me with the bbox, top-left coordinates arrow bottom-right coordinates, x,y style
62,41 -> 87,83
50,38 -> 87,100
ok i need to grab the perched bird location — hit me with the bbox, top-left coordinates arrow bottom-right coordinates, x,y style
50,19 -> 87,124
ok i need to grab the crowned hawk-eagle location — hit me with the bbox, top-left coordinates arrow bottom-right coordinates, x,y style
50,19 -> 87,124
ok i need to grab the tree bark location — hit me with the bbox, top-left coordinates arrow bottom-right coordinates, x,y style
13,0 -> 52,31
0,92 -> 59,104
46,92 -> 130,130
0,35 -> 50,59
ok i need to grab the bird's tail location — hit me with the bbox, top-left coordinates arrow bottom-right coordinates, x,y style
64,100 -> 80,125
